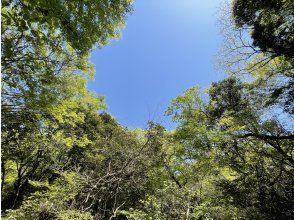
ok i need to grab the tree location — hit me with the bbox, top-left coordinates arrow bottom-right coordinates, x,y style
166,76 -> 294,219
1,0 -> 132,127
3,114 -> 172,219
232,0 -> 294,58
1,0 -> 133,215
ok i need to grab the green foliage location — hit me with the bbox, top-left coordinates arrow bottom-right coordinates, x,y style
1,0 -> 133,217
165,58 -> 293,218
4,172 -> 89,219
232,0 -> 294,58
2,0 -> 293,219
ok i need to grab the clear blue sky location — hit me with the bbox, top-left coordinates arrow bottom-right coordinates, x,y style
88,0 -> 224,129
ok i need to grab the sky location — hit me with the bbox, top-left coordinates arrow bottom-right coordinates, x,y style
88,0 -> 225,129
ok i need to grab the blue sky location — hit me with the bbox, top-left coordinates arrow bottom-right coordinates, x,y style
88,0 -> 224,129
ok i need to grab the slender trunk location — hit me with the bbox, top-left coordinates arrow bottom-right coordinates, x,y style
186,202 -> 190,220
11,166 -> 23,209
1,160 -> 5,191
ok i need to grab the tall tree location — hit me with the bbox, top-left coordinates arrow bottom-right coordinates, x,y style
1,0 -> 133,214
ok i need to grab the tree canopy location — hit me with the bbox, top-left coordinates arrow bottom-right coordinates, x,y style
232,0 -> 294,58
1,0 -> 293,219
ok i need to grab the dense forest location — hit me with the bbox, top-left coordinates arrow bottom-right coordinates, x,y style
1,0 -> 293,219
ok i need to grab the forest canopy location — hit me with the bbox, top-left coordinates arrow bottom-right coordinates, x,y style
1,0 -> 293,219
